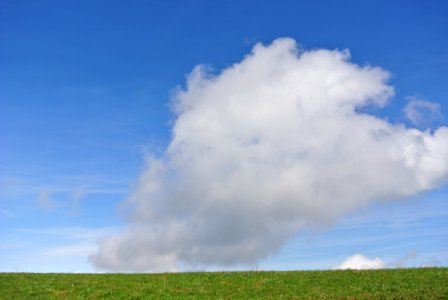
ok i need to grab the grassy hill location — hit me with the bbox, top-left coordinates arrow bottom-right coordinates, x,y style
1,267 -> 447,299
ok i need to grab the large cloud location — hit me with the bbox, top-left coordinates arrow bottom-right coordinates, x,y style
89,38 -> 448,272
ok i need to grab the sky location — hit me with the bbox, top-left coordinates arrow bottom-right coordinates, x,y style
1,0 -> 447,273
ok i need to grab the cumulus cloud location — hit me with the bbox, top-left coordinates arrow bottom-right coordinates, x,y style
334,254 -> 386,270
89,38 -> 448,272
404,98 -> 444,128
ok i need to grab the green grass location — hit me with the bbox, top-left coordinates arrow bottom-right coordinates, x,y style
0,268 -> 447,299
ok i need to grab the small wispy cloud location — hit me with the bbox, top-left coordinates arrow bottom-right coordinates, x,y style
404,97 -> 444,128
420,258 -> 440,268
17,226 -> 120,241
392,251 -> 443,269
70,185 -> 89,215
0,209 -> 15,218
1,226 -> 120,273
35,185 -> 97,214
2,174 -> 128,198
43,243 -> 97,258
393,250 -> 418,268
0,241 -> 28,251
36,191 -> 55,210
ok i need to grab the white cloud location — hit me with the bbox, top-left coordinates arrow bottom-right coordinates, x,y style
334,254 -> 386,270
89,38 -> 448,272
404,98 -> 444,128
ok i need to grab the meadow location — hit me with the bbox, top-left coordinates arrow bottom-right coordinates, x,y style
0,267 -> 447,299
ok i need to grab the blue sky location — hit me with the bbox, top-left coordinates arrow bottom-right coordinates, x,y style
1,0 -> 447,272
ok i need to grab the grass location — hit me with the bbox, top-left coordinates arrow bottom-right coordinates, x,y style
0,268 -> 447,299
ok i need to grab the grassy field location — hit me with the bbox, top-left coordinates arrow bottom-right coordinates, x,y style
0,268 -> 447,299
